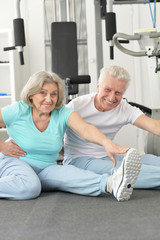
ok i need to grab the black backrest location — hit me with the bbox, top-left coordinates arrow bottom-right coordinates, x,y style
51,22 -> 78,94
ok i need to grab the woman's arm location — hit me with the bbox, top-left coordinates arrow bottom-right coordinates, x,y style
67,112 -> 129,166
0,110 -> 26,158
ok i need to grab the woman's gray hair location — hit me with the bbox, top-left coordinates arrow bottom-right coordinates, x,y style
21,71 -> 65,109
98,65 -> 131,88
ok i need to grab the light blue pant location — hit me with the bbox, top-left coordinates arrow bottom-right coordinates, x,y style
69,154 -> 160,189
0,153 -> 108,200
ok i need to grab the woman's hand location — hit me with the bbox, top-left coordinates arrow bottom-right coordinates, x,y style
103,139 -> 129,167
1,140 -> 26,158
59,146 -> 64,156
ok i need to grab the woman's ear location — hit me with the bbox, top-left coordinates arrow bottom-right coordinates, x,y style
29,96 -> 33,103
97,81 -> 100,93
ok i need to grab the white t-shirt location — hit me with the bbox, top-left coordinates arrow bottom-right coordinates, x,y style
64,93 -> 143,164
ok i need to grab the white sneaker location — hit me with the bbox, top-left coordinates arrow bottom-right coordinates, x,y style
107,148 -> 141,201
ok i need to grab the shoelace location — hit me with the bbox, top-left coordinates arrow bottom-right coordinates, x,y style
110,168 -> 117,175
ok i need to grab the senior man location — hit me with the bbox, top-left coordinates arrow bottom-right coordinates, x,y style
64,65 -> 160,189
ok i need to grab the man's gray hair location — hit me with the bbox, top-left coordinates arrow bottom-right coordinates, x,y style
98,65 -> 131,87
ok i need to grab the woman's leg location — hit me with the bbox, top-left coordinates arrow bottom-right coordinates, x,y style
38,149 -> 141,201
38,164 -> 108,196
0,154 -> 41,200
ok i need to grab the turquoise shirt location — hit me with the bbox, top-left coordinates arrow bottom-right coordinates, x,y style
1,101 -> 73,168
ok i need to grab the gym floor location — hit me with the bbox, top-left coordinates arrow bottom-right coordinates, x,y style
0,189 -> 160,240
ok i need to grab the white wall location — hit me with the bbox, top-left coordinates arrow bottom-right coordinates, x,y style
0,0 -> 45,99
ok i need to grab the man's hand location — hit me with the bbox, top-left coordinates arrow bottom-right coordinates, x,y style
1,140 -> 26,158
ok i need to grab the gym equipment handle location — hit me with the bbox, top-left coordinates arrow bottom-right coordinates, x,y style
68,75 -> 91,84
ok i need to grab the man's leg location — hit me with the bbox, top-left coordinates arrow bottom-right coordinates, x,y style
135,154 -> 160,189
141,154 -> 160,166
68,155 -> 124,175
0,154 -> 41,200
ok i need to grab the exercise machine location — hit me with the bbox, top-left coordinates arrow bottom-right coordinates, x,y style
113,28 -> 160,155
3,0 -> 25,65
51,21 -> 90,103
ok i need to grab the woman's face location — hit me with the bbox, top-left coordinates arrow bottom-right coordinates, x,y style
30,82 -> 58,115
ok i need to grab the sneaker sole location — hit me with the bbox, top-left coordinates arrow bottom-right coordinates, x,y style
116,148 -> 141,201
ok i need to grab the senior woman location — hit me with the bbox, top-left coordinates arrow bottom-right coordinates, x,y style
0,71 -> 141,201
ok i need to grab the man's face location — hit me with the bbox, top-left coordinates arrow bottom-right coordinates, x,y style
95,74 -> 127,111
